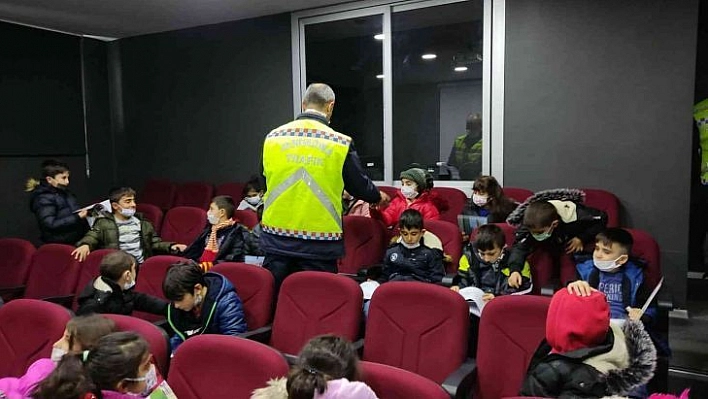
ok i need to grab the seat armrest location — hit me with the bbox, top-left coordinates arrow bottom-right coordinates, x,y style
43,295 -> 74,309
239,325 -> 272,343
657,289 -> 673,310
284,353 -> 299,365
441,274 -> 456,287
0,285 -> 26,301
540,284 -> 556,297
442,358 -> 476,399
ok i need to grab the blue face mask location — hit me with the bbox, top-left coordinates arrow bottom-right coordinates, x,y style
531,227 -> 553,241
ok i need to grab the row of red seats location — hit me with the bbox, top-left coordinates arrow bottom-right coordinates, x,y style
141,179 -> 248,211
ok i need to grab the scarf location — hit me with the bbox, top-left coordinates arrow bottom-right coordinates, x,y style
199,219 -> 235,271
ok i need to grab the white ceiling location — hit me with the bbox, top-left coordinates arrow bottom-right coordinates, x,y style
0,0 -> 351,39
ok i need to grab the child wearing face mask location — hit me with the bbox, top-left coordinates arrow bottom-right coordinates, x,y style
181,195 -> 251,271
465,176 -> 518,223
76,251 -> 168,317
237,177 -> 265,212
32,332 -> 173,399
372,167 -> 443,228
72,187 -> 186,262
505,189 -> 607,287
0,315 -> 115,399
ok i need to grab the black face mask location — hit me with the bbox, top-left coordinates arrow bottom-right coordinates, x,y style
56,183 -> 69,190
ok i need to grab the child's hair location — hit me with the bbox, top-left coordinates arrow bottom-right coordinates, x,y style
474,224 -> 506,252
286,335 -> 360,399
162,261 -> 205,301
108,187 -> 136,204
473,176 -> 516,212
242,176 -> 264,197
596,228 -> 633,255
32,332 -> 149,399
399,209 -> 424,230
212,195 -> 236,219
522,201 -> 559,230
25,159 -> 70,192
65,315 -> 117,352
99,251 -> 136,282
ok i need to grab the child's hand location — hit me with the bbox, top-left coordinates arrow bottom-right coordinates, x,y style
72,245 -> 90,261
78,209 -> 89,219
508,272 -> 522,288
482,293 -> 495,302
567,280 -> 594,296
626,307 -> 642,321
450,286 -> 460,292
565,237 -> 584,254
171,244 -> 187,252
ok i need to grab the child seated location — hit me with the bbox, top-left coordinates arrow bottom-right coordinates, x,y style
506,189 -> 607,286
181,195 -> 251,271
72,187 -> 186,262
237,177 -> 264,212
251,334 -> 378,399
521,289 -> 656,398
463,175 -> 518,223
76,251 -> 168,317
342,190 -> 371,217
371,167 -> 445,227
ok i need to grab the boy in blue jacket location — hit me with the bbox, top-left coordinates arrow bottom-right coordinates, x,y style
163,261 -> 247,352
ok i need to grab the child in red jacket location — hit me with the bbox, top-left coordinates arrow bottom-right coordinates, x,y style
372,167 -> 445,227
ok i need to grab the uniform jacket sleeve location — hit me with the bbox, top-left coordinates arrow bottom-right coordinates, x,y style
215,291 -> 248,336
342,142 -> 381,203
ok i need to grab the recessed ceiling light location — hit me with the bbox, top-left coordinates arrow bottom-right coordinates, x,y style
421,53 -> 437,60
376,74 -> 384,79
454,66 -> 468,72
374,33 -> 385,40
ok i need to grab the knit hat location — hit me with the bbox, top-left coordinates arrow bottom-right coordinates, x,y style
546,289 -> 610,353
400,168 -> 428,189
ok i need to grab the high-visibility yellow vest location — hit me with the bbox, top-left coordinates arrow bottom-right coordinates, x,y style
694,98 -> 708,184
261,117 -> 351,240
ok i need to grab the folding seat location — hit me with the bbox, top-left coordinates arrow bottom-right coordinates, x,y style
432,187 -> 469,224
503,187 -> 534,204
363,282 -> 473,398
136,203 -> 164,234
360,361 -> 449,399
377,185 -> 399,200
338,216 -> 386,275
141,179 -> 176,211
168,335 -> 289,399
235,209 -> 259,229
160,206 -> 207,245
215,182 -> 246,202
72,249 -> 116,312
133,255 -> 185,323
173,182 -> 214,209
24,244 -> 81,307
0,238 -> 35,301
424,219 -> 463,274
470,223 -> 516,246
0,299 -> 71,376
103,314 -> 171,376
473,295 -> 550,399
211,262 -> 274,331
581,188 -> 621,227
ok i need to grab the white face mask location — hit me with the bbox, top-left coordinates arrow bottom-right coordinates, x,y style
593,256 -> 623,272
207,212 -> 220,225
472,193 -> 489,206
401,241 -> 420,250
245,195 -> 262,206
120,207 -> 136,218
125,363 -> 158,397
51,347 -> 67,363
401,185 -> 418,199
123,274 -> 136,290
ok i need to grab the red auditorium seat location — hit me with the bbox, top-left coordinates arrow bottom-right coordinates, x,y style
0,299 -> 71,376
136,203 -> 164,234
363,282 -> 472,398
581,188 -> 620,227
424,219 -> 463,274
473,295 -> 550,399
503,187 -> 534,204
0,238 -> 35,300
215,182 -> 247,202
338,216 -> 386,275
173,182 -> 214,209
24,244 -> 81,306
211,262 -> 274,330
141,179 -> 176,211
361,361 -> 450,399
72,249 -> 116,311
133,255 -> 185,322
103,314 -> 171,376
432,187 -> 468,224
168,335 -> 289,399
161,206 -> 207,245
234,209 -> 259,229
627,228 -> 661,288
470,223 -> 516,246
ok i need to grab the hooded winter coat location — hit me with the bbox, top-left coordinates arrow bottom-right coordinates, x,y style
76,276 -> 168,317
29,181 -> 88,244
374,190 -> 441,227
181,223 -> 250,263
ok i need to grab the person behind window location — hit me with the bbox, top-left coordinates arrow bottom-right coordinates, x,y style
447,113 -> 482,180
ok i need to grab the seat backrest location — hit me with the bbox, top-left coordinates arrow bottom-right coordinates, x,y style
133,255 -> 185,322
210,262 -> 274,330
470,223 -> 517,247
161,206 -> 207,244
0,299 -> 71,376
424,219 -> 463,274
24,244 -> 81,300
378,185 -> 399,201
215,182 -> 247,202
363,282 -> 469,384
141,179 -> 176,210
339,216 -> 386,274
360,361 -> 449,399
270,271 -> 362,355
102,314 -> 171,376
626,228 -> 662,289
503,187 -> 534,204
136,203 -> 164,235
73,249 -> 116,311
581,188 -> 621,227
234,209 -> 259,229
0,238 -> 35,287
432,187 -> 469,224
173,182 -> 215,209
474,295 -> 550,399
168,335 -> 289,399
